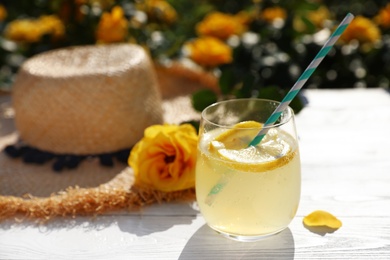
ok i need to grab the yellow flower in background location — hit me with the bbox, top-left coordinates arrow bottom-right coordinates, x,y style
196,12 -> 246,40
303,210 -> 342,229
89,0 -> 115,9
308,6 -> 331,28
374,4 -> 390,28
96,6 -> 128,43
129,124 -> 198,192
235,10 -> 255,26
293,6 -> 331,32
4,15 -> 65,43
39,15 -> 66,39
339,16 -> 381,46
184,36 -> 233,67
261,6 -> 287,24
72,0 -> 115,9
143,0 -> 177,24
5,20 -> 40,42
0,4 -> 7,22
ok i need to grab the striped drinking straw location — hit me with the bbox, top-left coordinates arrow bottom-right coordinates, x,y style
205,13 -> 355,206
248,13 -> 355,147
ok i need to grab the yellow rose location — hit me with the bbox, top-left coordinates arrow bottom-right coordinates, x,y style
184,36 -> 233,67
340,15 -> 381,46
374,3 -> 390,29
293,6 -> 331,33
0,5 -> 7,22
235,10 -> 255,26
4,15 -> 65,43
143,0 -> 178,24
196,12 -> 246,40
96,6 -> 128,43
261,6 -> 287,24
5,19 -> 39,42
128,124 -> 198,192
38,15 -> 66,40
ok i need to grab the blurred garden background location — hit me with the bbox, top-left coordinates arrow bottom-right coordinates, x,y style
0,0 -> 389,112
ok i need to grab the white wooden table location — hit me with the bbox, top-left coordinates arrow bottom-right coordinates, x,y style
1,89 -> 390,259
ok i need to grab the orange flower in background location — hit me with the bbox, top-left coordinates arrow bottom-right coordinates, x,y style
374,4 -> 390,28
128,124 -> 198,192
96,6 -> 128,43
196,12 -> 246,40
184,36 -> 233,67
4,15 -> 65,43
0,4 -> 7,22
261,6 -> 287,24
143,0 -> 177,24
339,15 -> 381,46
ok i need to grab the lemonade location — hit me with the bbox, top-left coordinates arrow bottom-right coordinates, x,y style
196,120 -> 301,240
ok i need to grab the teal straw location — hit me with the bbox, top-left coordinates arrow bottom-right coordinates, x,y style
249,13 -> 355,147
205,13 -> 354,206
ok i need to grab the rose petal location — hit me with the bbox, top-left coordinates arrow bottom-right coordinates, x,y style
303,210 -> 342,229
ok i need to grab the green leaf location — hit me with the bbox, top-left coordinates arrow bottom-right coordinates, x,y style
191,89 -> 218,112
257,86 -> 284,101
301,16 -> 316,34
288,92 -> 305,114
295,1 -> 320,11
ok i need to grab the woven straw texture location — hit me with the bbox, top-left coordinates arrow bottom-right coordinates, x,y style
12,44 -> 163,155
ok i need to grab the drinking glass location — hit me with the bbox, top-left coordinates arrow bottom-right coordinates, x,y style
195,98 -> 301,242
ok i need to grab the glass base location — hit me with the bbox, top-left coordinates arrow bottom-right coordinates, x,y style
210,226 -> 287,242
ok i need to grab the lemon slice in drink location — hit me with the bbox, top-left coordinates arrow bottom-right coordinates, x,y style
212,121 -> 262,150
208,121 -> 296,172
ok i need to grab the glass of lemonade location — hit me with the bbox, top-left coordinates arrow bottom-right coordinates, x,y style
195,98 -> 301,242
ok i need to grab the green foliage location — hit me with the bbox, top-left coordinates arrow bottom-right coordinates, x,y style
190,0 -> 390,113
0,0 -> 389,113
191,89 -> 217,112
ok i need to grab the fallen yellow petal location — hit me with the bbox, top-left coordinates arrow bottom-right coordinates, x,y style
303,210 -> 342,229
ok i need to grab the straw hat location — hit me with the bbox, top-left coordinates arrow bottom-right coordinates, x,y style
0,44 -> 218,204
12,43 -> 164,155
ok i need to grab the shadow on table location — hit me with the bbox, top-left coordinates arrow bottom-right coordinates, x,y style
117,203 -> 199,236
179,224 -> 295,260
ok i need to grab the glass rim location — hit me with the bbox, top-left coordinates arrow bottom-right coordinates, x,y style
201,98 -> 295,129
